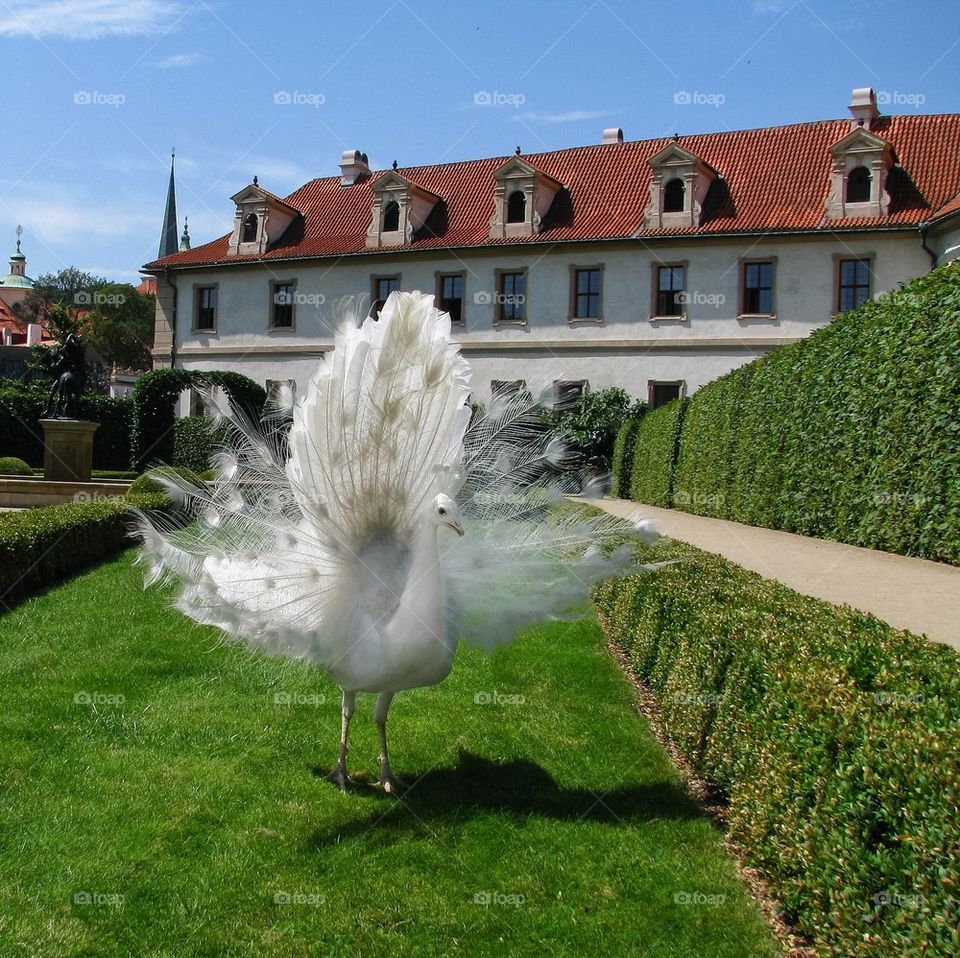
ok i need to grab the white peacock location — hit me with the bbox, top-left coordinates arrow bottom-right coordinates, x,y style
136,291 -> 667,793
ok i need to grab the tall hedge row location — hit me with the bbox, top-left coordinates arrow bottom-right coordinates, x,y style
609,418 -> 643,498
131,369 -> 266,471
631,262 -> 960,563
628,398 -> 687,508
0,384 -> 133,471
592,531 -> 960,958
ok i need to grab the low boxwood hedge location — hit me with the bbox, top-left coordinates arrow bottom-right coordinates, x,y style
0,494 -> 169,608
629,398 -> 687,507
592,532 -> 960,958
0,456 -> 33,476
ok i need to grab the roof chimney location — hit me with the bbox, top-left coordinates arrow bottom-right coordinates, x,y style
602,127 -> 624,145
848,88 -> 879,130
339,149 -> 369,186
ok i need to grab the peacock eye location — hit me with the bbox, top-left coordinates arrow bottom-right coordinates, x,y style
438,507 -> 446,516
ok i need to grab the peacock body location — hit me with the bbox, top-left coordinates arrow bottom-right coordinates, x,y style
136,291 -> 664,791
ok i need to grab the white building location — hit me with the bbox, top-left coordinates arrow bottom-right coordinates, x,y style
145,88 -> 960,410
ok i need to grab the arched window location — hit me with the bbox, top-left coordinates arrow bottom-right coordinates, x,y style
846,166 -> 871,203
241,213 -> 258,243
506,190 -> 526,223
663,178 -> 685,213
382,201 -> 400,232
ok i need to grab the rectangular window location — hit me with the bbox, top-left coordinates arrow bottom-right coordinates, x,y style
271,281 -> 295,328
437,272 -> 464,324
497,271 -> 526,324
838,258 -> 871,312
573,268 -> 601,320
648,381 -> 683,409
491,379 -> 526,398
554,379 -> 588,410
194,286 -> 217,331
370,275 -> 400,318
655,265 -> 685,317
266,379 -> 296,406
742,261 -> 774,315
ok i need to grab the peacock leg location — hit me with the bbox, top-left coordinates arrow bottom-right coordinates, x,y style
374,690 -> 402,794
328,689 -> 356,790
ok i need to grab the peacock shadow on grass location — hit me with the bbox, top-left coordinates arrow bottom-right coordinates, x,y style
307,749 -> 704,848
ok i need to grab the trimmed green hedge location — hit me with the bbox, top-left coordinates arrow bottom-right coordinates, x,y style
0,494 -> 169,608
172,416 -> 229,473
593,535 -> 960,958
629,398 -> 687,507
610,418 -> 643,498
0,384 -> 133,471
0,456 -> 32,475
127,466 -> 203,499
666,262 -> 960,561
131,369 -> 265,471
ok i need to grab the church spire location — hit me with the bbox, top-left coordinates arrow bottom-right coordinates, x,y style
159,149 -> 179,258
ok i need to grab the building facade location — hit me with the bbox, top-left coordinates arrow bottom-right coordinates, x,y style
145,88 -> 960,409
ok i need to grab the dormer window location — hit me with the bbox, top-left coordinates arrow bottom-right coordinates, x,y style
643,143 -> 717,229
663,178 -> 685,213
507,190 -> 526,223
227,183 -> 299,256
488,156 -> 563,239
382,201 -> 400,233
826,127 -> 894,219
366,171 -> 441,249
846,166 -> 871,203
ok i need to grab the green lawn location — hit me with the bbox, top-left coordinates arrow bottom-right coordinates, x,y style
0,552 -> 780,957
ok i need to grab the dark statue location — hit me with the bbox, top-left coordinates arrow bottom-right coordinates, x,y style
44,333 -> 87,419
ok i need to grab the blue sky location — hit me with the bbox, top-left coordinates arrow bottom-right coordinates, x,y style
0,0 -> 957,283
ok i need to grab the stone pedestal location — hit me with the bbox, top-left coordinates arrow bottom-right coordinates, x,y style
39,419 -> 99,482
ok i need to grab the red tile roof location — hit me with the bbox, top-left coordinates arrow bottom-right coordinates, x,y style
145,114 -> 960,271
931,193 -> 960,223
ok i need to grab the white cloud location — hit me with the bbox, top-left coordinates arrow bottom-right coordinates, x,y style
510,109 -> 615,124
0,0 -> 184,40
1,192 -> 155,245
154,51 -> 202,69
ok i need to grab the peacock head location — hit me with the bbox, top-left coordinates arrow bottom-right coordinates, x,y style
433,493 -> 465,537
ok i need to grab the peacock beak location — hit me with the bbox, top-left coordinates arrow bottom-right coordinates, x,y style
447,520 -> 465,537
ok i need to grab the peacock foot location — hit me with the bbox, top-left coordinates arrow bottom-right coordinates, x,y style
376,771 -> 404,795
327,764 -> 353,791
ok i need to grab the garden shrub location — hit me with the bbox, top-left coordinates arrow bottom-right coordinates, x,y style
658,261 -> 960,562
131,369 -> 266,471
548,387 -> 645,474
0,456 -> 33,475
628,398 -> 687,507
592,527 -> 960,958
127,466 -> 203,499
610,418 -> 643,498
0,493 -> 170,607
172,416 -> 230,473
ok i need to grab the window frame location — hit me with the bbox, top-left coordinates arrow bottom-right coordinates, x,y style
369,274 -> 401,318
649,261 -> 688,322
738,256 -> 777,319
833,253 -> 874,314
663,177 -> 685,213
241,212 -> 259,244
491,379 -> 527,399
494,268 -> 528,326
381,200 -> 401,233
846,165 -> 872,204
192,283 -> 219,333
647,379 -> 686,410
569,265 -> 604,324
506,189 -> 526,224
435,270 -> 466,326
269,279 -> 297,332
